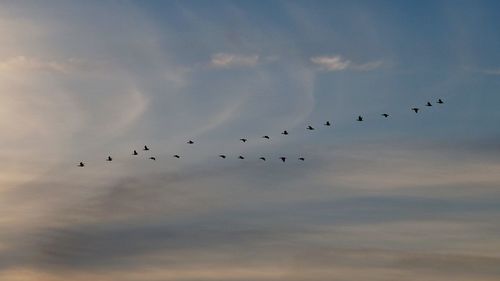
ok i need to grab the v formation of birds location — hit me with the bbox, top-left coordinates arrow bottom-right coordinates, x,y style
78,99 -> 445,167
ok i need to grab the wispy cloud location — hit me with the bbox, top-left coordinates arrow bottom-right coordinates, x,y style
310,55 -> 384,72
210,53 -> 260,68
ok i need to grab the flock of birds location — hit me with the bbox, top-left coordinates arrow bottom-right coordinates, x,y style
77,98 -> 445,167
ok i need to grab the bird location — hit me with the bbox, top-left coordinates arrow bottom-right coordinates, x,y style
411,107 -> 420,113
259,157 -> 266,161
240,138 -> 247,143
381,113 -> 389,118
298,157 -> 305,161
426,102 -> 432,107
262,135 -> 270,139
173,154 -> 180,158
238,155 -> 245,160
133,150 -> 138,155
149,157 -> 156,161
106,156 -> 113,161
306,125 -> 315,130
143,145 -> 150,151
324,121 -> 331,126
187,140 -> 194,144
357,116 -> 363,121
219,154 -> 226,159
437,98 -> 444,104
280,157 -> 287,162
281,130 -> 289,135
78,162 -> 85,167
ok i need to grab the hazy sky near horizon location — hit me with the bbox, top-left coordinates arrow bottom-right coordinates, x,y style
1,1 -> 500,280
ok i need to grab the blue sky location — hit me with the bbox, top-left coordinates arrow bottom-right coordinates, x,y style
1,1 -> 500,280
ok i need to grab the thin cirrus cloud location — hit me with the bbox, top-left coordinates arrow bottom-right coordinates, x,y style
310,55 -> 384,72
210,53 -> 260,68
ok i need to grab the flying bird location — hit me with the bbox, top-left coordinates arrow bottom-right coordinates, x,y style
106,156 -> 113,161
411,107 -> 420,113
78,162 -> 85,167
437,99 -> 444,104
149,157 -> 156,161
298,157 -> 305,161
307,125 -> 315,130
280,157 -> 287,162
133,150 -> 138,155
187,140 -> 194,144
219,154 -> 226,159
143,145 -> 150,151
426,102 -> 432,107
324,121 -> 331,126
173,154 -> 180,158
381,113 -> 389,118
259,157 -> 266,161
238,155 -> 245,160
240,138 -> 248,143
281,130 -> 289,135
357,116 -> 363,121
262,135 -> 270,139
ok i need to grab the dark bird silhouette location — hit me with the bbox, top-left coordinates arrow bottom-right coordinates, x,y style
357,116 -> 363,121
240,138 -> 247,143
78,162 -> 85,167
173,154 -> 180,158
107,156 -> 113,161
412,107 -> 420,113
143,145 -> 149,151
281,130 -> 289,135
307,125 -> 315,130
133,150 -> 138,155
324,121 -> 331,126
238,155 -> 245,160
426,102 -> 432,107
262,135 -> 270,139
149,157 -> 156,161
259,157 -> 266,161
437,99 -> 444,104
381,113 -> 389,118
299,157 -> 305,161
187,140 -> 194,144
219,154 -> 226,159
280,157 -> 287,162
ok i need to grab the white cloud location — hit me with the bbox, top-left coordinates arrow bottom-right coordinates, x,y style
310,55 -> 351,71
0,56 -> 106,74
210,53 -> 259,68
310,55 -> 384,72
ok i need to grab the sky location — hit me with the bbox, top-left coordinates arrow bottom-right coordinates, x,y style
1,1 -> 500,280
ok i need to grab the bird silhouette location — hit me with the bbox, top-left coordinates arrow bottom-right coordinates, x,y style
149,157 -> 156,161
173,154 -> 180,158
133,150 -> 138,155
259,157 -> 266,161
107,156 -> 113,161
238,155 -> 245,160
307,125 -> 315,130
324,121 -> 331,126
143,145 -> 150,151
357,116 -> 363,121
298,157 -> 305,161
281,130 -> 289,135
262,135 -> 270,139
437,99 -> 444,104
412,107 -> 420,113
78,162 -> 85,167
381,113 -> 389,118
187,140 -> 194,144
426,102 -> 432,107
240,138 -> 247,143
219,154 -> 226,159
280,157 -> 287,162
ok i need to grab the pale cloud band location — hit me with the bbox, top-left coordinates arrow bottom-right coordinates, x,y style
310,55 -> 384,72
